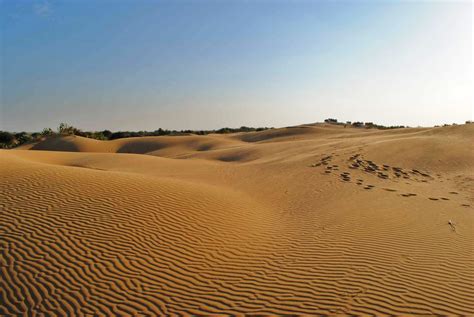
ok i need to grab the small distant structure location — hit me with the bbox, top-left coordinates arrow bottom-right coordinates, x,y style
324,118 -> 338,124
465,120 -> 473,124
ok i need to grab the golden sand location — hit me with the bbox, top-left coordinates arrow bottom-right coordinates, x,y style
1,123 -> 473,315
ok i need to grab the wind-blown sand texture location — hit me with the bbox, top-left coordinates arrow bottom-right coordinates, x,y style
1,123 -> 473,315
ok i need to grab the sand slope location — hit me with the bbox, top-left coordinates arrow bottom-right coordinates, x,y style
2,124 -> 473,315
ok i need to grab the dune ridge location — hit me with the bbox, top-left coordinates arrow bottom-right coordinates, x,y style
2,124 -> 473,315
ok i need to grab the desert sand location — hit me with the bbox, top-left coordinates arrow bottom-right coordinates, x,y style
1,123 -> 473,315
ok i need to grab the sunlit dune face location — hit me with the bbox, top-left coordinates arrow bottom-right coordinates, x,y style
1,124 -> 473,315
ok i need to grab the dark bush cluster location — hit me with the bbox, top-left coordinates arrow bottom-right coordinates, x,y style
0,131 -> 36,148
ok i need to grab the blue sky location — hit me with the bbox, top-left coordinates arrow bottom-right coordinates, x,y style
1,0 -> 472,131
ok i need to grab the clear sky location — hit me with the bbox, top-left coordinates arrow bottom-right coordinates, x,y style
1,0 -> 472,132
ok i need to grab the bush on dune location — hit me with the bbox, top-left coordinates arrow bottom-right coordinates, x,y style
0,131 -> 15,148
0,131 -> 34,148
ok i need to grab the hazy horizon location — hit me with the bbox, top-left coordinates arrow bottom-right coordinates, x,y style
1,1 -> 472,132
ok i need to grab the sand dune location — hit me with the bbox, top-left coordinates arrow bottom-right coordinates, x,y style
2,124 -> 473,315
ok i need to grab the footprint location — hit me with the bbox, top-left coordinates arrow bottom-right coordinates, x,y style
401,193 -> 417,197
383,188 -> 397,192
340,173 -> 351,182
449,192 -> 459,195
461,204 -> 470,207
364,185 -> 374,190
412,169 -> 430,176
440,197 -> 449,201
428,197 -> 439,201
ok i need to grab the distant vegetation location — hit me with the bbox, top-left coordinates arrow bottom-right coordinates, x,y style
0,123 -> 273,149
324,118 -> 407,129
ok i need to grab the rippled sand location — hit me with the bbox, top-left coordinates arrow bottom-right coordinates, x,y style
1,123 -> 473,315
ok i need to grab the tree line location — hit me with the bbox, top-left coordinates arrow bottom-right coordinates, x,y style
0,123 -> 273,148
